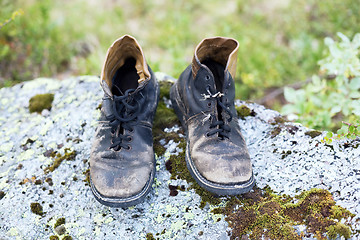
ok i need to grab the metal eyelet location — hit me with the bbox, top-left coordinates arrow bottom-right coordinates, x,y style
126,145 -> 132,151
207,102 -> 212,108
205,132 -> 210,137
128,136 -> 133,142
205,75 -> 210,81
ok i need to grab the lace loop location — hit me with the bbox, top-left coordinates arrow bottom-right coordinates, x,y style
204,85 -> 233,139
108,89 -> 144,150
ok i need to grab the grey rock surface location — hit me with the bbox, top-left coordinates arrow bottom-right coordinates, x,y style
0,74 -> 359,239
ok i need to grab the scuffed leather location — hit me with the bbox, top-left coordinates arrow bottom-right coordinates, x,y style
174,63 -> 253,185
90,68 -> 158,199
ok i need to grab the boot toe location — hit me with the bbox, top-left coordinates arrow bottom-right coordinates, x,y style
192,148 -> 253,185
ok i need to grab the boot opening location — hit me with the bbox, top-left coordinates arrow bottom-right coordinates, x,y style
111,57 -> 139,96
202,59 -> 225,92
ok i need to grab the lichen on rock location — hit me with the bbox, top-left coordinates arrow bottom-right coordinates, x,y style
0,74 -> 359,239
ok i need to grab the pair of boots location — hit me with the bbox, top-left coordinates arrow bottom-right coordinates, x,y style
90,35 -> 255,207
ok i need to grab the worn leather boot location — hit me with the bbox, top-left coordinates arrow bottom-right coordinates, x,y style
170,37 -> 255,195
90,35 -> 159,207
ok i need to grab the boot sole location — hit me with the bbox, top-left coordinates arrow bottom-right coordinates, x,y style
170,83 -> 255,195
90,80 -> 160,208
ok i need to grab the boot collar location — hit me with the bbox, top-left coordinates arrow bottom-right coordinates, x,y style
101,35 -> 150,92
192,37 -> 239,80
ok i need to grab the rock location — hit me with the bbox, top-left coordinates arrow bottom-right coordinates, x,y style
0,74 -> 359,239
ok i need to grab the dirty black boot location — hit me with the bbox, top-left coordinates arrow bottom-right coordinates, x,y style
90,35 -> 159,207
170,37 -> 255,195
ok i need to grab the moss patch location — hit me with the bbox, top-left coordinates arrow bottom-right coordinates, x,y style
44,148 -> 77,173
236,105 -> 253,118
153,81 -> 181,157
305,130 -> 322,138
269,115 -> 298,138
222,187 -> 354,240
83,169 -> 90,185
30,202 -> 44,216
159,80 -> 173,99
29,93 -> 54,113
54,217 -> 65,228
49,236 -> 59,240
327,223 -> 351,239
146,233 -> 156,240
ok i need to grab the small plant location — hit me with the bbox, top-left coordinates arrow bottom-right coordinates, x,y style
323,121 -> 360,144
0,8 -> 23,29
282,32 -> 360,142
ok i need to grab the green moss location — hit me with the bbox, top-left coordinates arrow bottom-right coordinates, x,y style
54,217 -> 65,228
49,236 -> 59,240
30,202 -> 44,216
153,102 -> 179,131
44,148 -> 77,173
152,82 -> 181,157
236,105 -> 251,118
146,233 -> 155,240
222,187 -> 354,240
61,236 -> 72,240
305,130 -> 322,138
29,93 -> 54,113
83,169 -> 90,185
159,80 -> 173,99
327,222 -> 351,239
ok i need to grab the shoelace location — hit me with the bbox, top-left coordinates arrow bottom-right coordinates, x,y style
203,86 -> 233,139
108,89 -> 145,151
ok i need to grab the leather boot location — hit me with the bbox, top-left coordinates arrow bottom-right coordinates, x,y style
170,37 -> 255,195
90,35 -> 159,207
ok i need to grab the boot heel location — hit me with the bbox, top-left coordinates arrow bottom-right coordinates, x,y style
170,84 -> 187,133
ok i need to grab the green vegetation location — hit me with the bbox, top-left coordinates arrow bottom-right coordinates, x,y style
29,93 -> 54,113
282,33 -> 360,141
1,0 -> 360,102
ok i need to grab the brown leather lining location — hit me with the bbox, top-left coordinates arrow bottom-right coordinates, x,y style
192,37 -> 239,79
101,35 -> 150,90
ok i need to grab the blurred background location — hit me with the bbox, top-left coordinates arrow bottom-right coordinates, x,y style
1,0 -> 360,136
